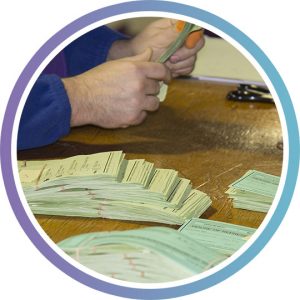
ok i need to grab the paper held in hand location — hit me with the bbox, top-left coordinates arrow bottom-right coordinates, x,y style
157,22 -> 202,102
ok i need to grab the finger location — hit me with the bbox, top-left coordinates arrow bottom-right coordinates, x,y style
153,18 -> 178,29
145,79 -> 160,95
171,65 -> 195,76
131,111 -> 148,125
124,47 -> 153,62
170,72 -> 180,78
142,62 -> 172,83
170,18 -> 178,27
142,95 -> 160,112
175,20 -> 185,32
166,55 -> 196,72
185,30 -> 204,48
169,38 -> 205,63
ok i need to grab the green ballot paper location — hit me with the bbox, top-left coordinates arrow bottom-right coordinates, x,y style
157,22 -> 202,102
179,218 -> 256,256
18,151 -> 211,224
58,227 -> 226,283
226,170 -> 280,212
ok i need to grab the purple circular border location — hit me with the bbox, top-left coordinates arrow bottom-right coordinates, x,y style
1,1 -> 299,299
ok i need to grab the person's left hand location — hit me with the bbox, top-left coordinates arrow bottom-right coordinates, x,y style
129,18 -> 205,77
165,38 -> 204,77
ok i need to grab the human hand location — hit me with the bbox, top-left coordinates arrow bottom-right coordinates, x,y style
129,18 -> 205,77
165,37 -> 205,77
129,18 -> 179,62
62,48 -> 171,129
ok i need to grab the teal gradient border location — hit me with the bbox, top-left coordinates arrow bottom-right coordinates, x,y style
1,1 -> 299,299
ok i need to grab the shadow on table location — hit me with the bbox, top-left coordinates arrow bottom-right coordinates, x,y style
18,105 -> 282,160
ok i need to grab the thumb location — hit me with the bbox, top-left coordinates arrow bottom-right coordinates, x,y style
125,47 -> 153,62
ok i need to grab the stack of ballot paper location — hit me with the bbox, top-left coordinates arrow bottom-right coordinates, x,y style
58,227 -> 227,283
226,170 -> 280,212
18,151 -> 211,225
179,218 -> 256,256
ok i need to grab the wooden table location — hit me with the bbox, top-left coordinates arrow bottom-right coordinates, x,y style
18,79 -> 283,243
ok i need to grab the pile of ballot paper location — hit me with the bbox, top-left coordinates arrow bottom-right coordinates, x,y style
58,226 -> 226,283
178,218 -> 256,256
58,219 -> 255,283
226,170 -> 280,212
18,151 -> 211,225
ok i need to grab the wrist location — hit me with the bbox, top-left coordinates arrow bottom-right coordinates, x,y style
107,39 -> 135,60
62,76 -> 90,127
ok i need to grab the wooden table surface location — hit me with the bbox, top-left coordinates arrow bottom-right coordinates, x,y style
18,79 -> 283,243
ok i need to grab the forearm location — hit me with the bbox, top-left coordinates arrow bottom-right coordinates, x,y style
61,76 -> 91,127
107,39 -> 134,60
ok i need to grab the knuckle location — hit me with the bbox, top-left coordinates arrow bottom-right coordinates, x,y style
128,111 -> 145,125
136,80 -> 144,93
152,98 -> 160,111
130,96 -> 142,108
161,65 -> 169,78
185,66 -> 194,74
128,62 -> 141,76
126,113 -> 139,124
157,63 -> 166,76
165,61 -> 174,71
135,112 -> 147,125
147,96 -> 160,111
160,66 -> 171,82
129,80 -> 144,95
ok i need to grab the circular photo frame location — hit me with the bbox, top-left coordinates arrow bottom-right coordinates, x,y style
1,1 -> 299,299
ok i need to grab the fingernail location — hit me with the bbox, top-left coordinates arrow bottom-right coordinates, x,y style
170,55 -> 179,63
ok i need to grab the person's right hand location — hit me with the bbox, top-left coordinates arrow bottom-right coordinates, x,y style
62,48 -> 171,129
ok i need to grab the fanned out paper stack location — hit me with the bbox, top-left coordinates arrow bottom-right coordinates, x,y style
226,170 -> 280,213
18,151 -> 211,224
58,227 -> 227,283
179,218 -> 256,256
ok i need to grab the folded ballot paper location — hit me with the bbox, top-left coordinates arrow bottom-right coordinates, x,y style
58,226 -> 227,283
158,22 -> 202,101
226,170 -> 280,213
179,218 -> 256,256
18,151 -> 211,225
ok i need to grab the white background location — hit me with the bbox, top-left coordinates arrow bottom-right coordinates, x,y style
0,1 -> 299,299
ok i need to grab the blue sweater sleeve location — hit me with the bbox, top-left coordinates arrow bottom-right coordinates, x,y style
64,26 -> 127,76
18,26 -> 127,150
17,75 -> 71,150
